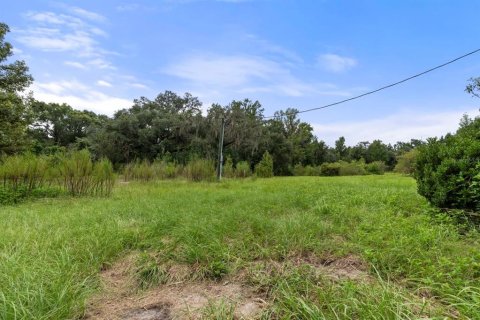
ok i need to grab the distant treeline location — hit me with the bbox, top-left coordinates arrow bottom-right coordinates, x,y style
10,91 -> 422,175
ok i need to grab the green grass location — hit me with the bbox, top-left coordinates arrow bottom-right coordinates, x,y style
1,175 -> 479,319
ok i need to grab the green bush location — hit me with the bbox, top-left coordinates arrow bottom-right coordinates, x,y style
320,162 -> 341,176
293,164 -> 321,176
365,161 -> 386,175
92,158 -> 115,196
123,160 -> 154,182
185,158 -> 215,182
235,161 -> 251,178
0,186 -> 62,205
255,151 -> 274,178
394,149 -> 418,175
415,115 -> 480,211
339,160 -> 367,176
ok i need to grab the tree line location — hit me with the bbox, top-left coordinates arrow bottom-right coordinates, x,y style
24,95 -> 425,174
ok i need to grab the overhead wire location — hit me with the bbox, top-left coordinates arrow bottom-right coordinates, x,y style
262,48 -> 480,119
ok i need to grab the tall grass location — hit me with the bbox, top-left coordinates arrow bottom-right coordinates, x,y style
0,150 -> 116,202
1,176 -> 479,318
185,158 -> 215,182
0,153 -> 51,192
58,150 -> 115,196
123,160 -> 184,181
123,160 -> 155,182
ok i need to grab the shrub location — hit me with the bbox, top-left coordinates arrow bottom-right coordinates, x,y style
293,164 -> 320,176
255,151 -> 274,178
165,162 -> 183,179
0,186 -> 62,205
59,150 -> 115,196
365,161 -> 386,175
235,161 -> 251,178
293,164 -> 305,176
394,149 -> 418,175
0,153 -> 50,192
92,158 -> 115,196
415,115 -> 480,211
223,156 -> 234,178
320,162 -> 341,176
185,158 -> 215,182
339,161 -> 367,176
123,160 -> 154,182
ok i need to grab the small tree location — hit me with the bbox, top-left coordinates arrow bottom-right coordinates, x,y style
255,151 -> 274,178
394,149 -> 418,175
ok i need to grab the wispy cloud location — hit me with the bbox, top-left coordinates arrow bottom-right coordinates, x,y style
312,108 -> 478,146
96,80 -> 112,87
32,80 -> 131,115
17,10 -> 110,58
65,6 -> 106,22
130,82 -> 149,89
64,61 -> 87,69
164,54 -> 351,98
317,53 -> 357,73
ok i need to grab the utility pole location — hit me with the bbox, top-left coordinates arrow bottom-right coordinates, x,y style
217,117 -> 225,181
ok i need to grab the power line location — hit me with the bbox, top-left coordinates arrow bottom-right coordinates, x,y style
263,48 -> 480,119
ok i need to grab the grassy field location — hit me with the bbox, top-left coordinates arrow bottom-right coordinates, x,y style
1,175 -> 479,319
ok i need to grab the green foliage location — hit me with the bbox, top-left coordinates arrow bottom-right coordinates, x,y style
0,23 -> 33,154
296,161 -> 386,177
0,151 -> 113,202
365,161 -> 386,175
59,150 -> 115,196
415,115 -> 480,212
0,186 -> 61,205
293,164 -> 320,176
185,158 -> 215,182
320,162 -> 341,176
255,151 -> 274,178
234,161 -> 251,178
223,156 -> 234,178
204,260 -> 229,280
135,252 -> 168,289
0,153 -> 50,191
92,158 -> 115,196
466,77 -> 480,98
338,160 -> 368,176
123,160 -> 155,182
394,149 -> 418,175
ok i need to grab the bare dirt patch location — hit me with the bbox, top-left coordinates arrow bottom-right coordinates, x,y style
294,253 -> 372,281
85,253 -> 373,319
84,255 -> 267,320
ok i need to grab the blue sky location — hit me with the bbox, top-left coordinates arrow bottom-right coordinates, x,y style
3,0 -> 480,145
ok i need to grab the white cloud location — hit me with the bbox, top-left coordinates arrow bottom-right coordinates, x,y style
96,80 -> 112,87
31,81 -> 131,115
64,61 -> 87,69
130,83 -> 149,89
165,55 -> 281,87
64,6 -> 106,23
17,10 -> 109,59
87,58 -> 116,70
318,53 -> 357,73
312,108 -> 479,146
164,54 -> 345,98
